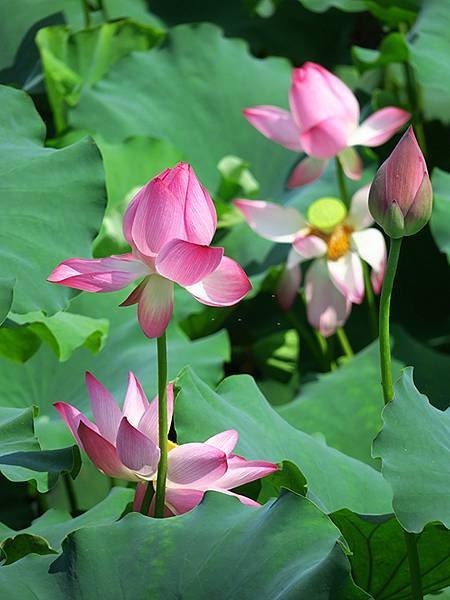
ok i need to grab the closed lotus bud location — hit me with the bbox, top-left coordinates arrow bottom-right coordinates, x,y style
368,127 -> 432,238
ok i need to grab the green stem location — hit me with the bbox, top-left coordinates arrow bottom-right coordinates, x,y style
335,157 -> 350,207
379,237 -> 402,404
404,532 -> 424,600
378,236 -> 423,599
154,332 -> 168,518
286,310 -> 328,372
97,0 -> 109,21
362,261 -> 378,338
140,482 -> 155,516
336,327 -> 353,358
63,473 -> 78,514
80,0 -> 91,28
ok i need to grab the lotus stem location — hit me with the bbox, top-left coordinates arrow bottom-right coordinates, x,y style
336,327 -> 353,358
335,157 -> 350,207
362,261 -> 378,338
154,331 -> 168,518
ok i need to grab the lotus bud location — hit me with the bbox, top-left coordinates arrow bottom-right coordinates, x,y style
368,127 -> 432,238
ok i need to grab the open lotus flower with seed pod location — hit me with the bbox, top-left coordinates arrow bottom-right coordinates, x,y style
235,186 -> 386,336
55,372 -> 277,516
48,162 -> 251,338
244,62 -> 410,187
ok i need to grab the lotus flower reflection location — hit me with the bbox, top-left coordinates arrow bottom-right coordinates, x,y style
48,163 -> 251,338
244,62 -> 410,187
235,186 -> 386,336
55,372 -> 277,516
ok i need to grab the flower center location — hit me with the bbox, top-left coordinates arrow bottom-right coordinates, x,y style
326,225 -> 352,261
307,197 -> 347,233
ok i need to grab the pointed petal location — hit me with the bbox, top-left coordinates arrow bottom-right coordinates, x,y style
214,489 -> 260,507
138,383 -> 175,445
305,259 -> 351,337
137,275 -> 174,338
164,488 -> 205,515
122,372 -> 149,427
292,234 -> 328,259
77,420 -> 136,480
243,106 -> 303,152
119,278 -> 148,307
276,263 -> 301,311
300,116 -> 350,159
215,455 -> 278,489
349,107 -> 410,147
234,199 -> 305,243
347,184 -> 373,230
156,239 -> 223,286
351,228 -> 386,294
48,254 -> 148,292
167,443 -> 227,486
205,430 -> 238,457
116,417 -> 160,478
54,402 -> 96,449
287,156 -> 327,188
337,147 -> 362,181
327,252 -> 364,304
85,372 -> 122,444
185,256 -> 251,307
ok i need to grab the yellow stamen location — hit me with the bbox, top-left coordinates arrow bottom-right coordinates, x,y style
167,439 -> 178,452
327,225 -> 352,261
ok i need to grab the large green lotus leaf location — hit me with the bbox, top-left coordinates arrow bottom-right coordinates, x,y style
298,0 -> 365,11
71,23 -> 297,196
408,0 -> 450,123
0,291 -> 229,448
333,510 -> 450,599
175,368 -> 392,515
430,168 -> 450,264
0,85 -> 105,316
0,487 -> 132,564
0,278 -> 15,326
0,406 -> 80,492
37,19 -> 164,133
0,492 -> 366,599
94,135 -> 183,256
373,368 -> 450,533
5,310 -> 109,362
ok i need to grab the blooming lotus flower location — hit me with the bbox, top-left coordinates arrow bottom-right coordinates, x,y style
235,186 -> 386,336
55,372 -> 277,516
244,62 -> 410,187
48,163 -> 251,338
369,126 -> 432,238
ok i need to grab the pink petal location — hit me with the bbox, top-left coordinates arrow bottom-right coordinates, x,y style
300,116 -> 350,159
337,147 -> 362,181
119,278 -> 148,307
290,62 -> 359,133
136,275 -> 174,338
287,156 -> 328,188
214,489 -> 260,507
234,199 -> 305,243
243,106 -> 303,152
116,417 -> 160,478
122,372 -> 149,428
138,383 -> 175,445
156,239 -> 223,286
77,420 -> 136,480
205,430 -> 239,457
186,256 -> 251,307
127,178 -> 184,257
47,254 -> 148,293
305,259 -> 351,337
292,234 -> 327,259
346,184 -> 373,230
351,228 -> 386,294
215,455 -> 278,489
349,107 -> 410,147
167,443 -> 227,486
85,372 -> 122,444
276,263 -> 301,311
327,252 -> 365,304
54,402 -> 97,450
164,487 -> 205,515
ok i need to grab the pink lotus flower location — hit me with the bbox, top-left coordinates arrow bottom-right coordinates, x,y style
235,186 -> 386,336
369,126 -> 432,238
48,163 -> 251,338
55,372 -> 277,516
244,62 -> 410,187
